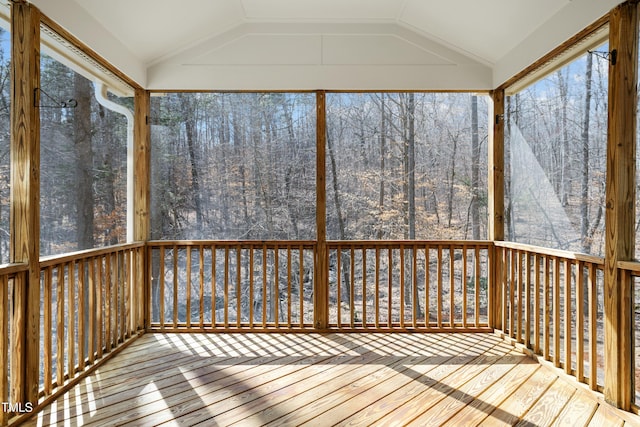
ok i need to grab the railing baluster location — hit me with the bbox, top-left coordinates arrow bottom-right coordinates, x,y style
56,264 -> 65,388
67,261 -> 75,380
474,245 -> 481,327
88,258 -> 95,365
77,260 -> 85,371
362,247 -> 367,329
172,246 -> 178,329
412,246 -> 417,329
115,252 -> 120,343
337,246 -> 342,327
237,244 -> 242,328
159,246 -> 165,328
211,244 -> 216,328
543,256 -> 550,361
502,248 -> 508,334
564,258 -> 572,375
97,257 -> 104,359
425,245 -> 430,328
375,247 -> 380,329
298,245 -> 304,327
462,246 -> 468,328
388,247 -> 393,327
44,266 -> 52,394
437,245 -> 442,328
534,253 -> 540,353
262,244 -> 267,327
349,245 -> 355,328
509,249 -> 515,338
117,251 -> 123,343
449,244 -> 455,328
250,245 -> 255,329
274,245 -> 279,327
524,251 -> 531,348
124,250 -> 130,338
576,260 -> 585,382
287,247 -> 292,327
516,249 -> 522,343
224,246 -> 229,328
186,245 -> 192,328
553,257 -> 560,367
588,262 -> 597,390
199,245 -> 205,327
400,244 -> 405,328
105,253 -> 111,352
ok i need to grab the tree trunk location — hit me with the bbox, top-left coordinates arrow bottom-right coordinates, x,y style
378,94 -> 386,239
74,75 -> 94,250
558,69 -> 570,207
471,95 -> 481,240
181,95 -> 203,234
447,133 -> 458,228
327,127 -> 350,304
407,93 -> 416,240
581,52 -> 593,253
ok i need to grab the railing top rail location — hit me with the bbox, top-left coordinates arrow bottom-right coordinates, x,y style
617,260 -> 640,274
0,262 -> 29,276
328,239 -> 493,247
147,239 -> 318,247
494,240 -> 604,265
147,239 -> 494,249
39,241 -> 145,268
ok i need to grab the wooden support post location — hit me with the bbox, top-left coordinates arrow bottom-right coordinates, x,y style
10,0 -> 41,406
134,89 -> 150,242
315,90 -> 328,329
489,89 -> 505,330
604,0 -> 638,410
134,89 -> 150,330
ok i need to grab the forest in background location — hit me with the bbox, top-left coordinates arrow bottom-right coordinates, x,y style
506,46 -> 610,256
150,92 -> 489,243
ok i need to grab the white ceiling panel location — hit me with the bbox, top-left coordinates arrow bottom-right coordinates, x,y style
189,34 -> 322,65
73,0 -> 245,64
29,0 -> 624,89
399,0 -> 570,64
322,34 -> 454,65
241,0 -> 404,21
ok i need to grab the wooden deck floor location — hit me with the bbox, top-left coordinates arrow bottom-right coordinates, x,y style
23,332 -> 640,426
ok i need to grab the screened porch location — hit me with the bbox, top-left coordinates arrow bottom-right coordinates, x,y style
2,0 -> 640,426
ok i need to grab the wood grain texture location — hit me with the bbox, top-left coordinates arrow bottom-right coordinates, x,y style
604,0 -> 639,410
315,90 -> 328,329
20,332 -> 639,427
10,0 -> 41,406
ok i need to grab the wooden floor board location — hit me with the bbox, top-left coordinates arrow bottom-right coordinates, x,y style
270,334 -> 495,427
326,340 -> 511,426
21,332 -> 639,427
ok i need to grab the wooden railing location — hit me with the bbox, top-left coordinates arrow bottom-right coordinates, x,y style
494,242 -> 605,392
0,263 -> 28,427
617,260 -> 640,407
5,238 -> 635,422
147,240 -> 492,332
327,241 -> 492,330
147,241 -> 316,330
37,243 -> 144,402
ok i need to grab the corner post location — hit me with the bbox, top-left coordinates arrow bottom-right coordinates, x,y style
604,0 -> 638,409
315,90 -> 328,329
134,89 -> 151,331
489,89 -> 505,330
10,0 -> 41,406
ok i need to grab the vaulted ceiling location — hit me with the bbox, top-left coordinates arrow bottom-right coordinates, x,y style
32,0 -> 622,91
